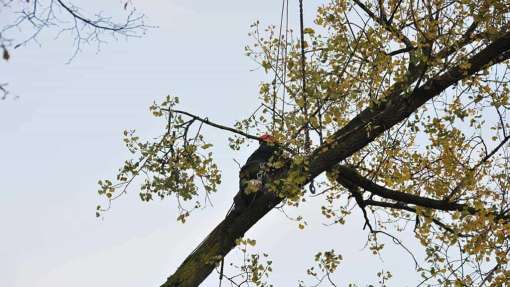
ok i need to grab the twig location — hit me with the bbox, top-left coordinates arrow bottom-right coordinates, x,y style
169,109 -> 260,140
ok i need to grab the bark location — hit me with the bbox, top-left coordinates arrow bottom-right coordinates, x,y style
334,165 -> 468,212
161,31 -> 510,287
334,165 -> 510,223
161,192 -> 282,287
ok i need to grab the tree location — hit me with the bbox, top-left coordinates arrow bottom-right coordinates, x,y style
7,0 -> 510,285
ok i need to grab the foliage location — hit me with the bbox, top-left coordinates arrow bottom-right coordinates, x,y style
99,0 -> 510,286
220,238 -> 274,287
97,96 -> 221,222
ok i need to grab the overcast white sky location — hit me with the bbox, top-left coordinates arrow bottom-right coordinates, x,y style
0,1 -> 422,286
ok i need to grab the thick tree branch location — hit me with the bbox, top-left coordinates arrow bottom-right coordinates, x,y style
334,165 -> 470,212
334,165 -> 510,225
336,171 -> 461,235
162,189 -> 282,286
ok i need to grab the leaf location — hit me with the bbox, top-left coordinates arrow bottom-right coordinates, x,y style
303,27 -> 315,34
3,47 -> 9,61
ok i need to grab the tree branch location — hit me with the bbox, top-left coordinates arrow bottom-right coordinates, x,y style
334,164 -> 510,225
170,109 -> 260,141
334,165 -> 470,212
55,0 -> 142,32
352,0 -> 414,49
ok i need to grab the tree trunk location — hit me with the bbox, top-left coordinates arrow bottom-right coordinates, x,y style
161,192 -> 282,287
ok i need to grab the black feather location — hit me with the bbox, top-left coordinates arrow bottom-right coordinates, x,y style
234,141 -> 279,211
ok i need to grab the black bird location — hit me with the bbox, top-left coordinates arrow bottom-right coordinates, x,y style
233,134 -> 279,211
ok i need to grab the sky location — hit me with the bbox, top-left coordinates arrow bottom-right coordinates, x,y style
0,1 -> 422,286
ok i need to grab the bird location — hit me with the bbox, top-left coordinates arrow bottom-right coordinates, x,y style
233,134 -> 279,211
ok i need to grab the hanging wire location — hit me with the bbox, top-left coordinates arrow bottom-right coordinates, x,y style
218,259 -> 224,287
299,0 -> 309,144
281,0 -> 289,130
271,0 -> 287,131
318,108 -> 324,143
298,0 -> 316,194
220,3 -> 290,285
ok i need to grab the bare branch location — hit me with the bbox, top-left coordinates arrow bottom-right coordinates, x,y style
1,0 -> 149,61
169,109 -> 261,141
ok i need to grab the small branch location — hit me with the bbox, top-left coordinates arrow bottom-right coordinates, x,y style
352,0 -> 414,49
446,134 -> 510,200
340,177 -> 420,268
169,109 -> 260,141
373,230 -> 419,268
0,83 -> 8,100
477,134 -> 510,168
56,0 -> 138,32
386,46 -> 414,56
363,199 -> 460,235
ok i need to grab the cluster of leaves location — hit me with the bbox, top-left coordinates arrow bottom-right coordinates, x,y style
219,238 -> 273,287
97,96 -> 221,222
299,250 -> 343,287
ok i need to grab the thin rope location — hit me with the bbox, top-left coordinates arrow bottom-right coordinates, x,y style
218,258 -> 224,287
298,0 -> 316,194
281,0 -> 289,130
298,0 -> 309,148
317,89 -> 324,145
272,0 -> 286,131
220,3 -> 288,285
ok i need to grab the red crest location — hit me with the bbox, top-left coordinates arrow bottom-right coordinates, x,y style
258,134 -> 274,142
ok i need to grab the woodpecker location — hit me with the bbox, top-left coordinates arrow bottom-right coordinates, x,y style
233,134 -> 279,211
